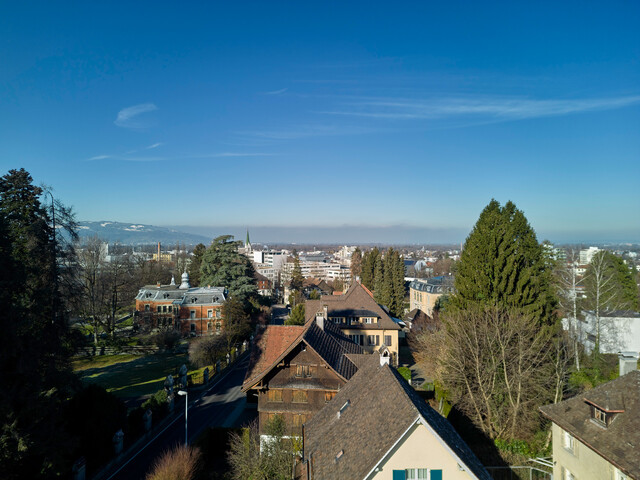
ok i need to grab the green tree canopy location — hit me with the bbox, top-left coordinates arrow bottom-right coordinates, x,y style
451,199 -> 555,324
286,304 -> 306,325
200,235 -> 257,300
0,168 -> 77,478
187,243 -> 207,286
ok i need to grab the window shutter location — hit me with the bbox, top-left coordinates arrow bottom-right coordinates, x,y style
430,469 -> 442,480
392,470 -> 405,480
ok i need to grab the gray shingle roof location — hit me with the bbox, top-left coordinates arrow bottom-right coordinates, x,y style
540,370 -> 640,478
303,360 -> 492,480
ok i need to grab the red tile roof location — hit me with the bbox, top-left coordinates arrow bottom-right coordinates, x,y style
243,325 -> 305,387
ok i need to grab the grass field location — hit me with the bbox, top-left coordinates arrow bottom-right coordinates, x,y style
73,352 -> 200,399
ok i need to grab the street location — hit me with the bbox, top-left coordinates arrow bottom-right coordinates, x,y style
103,354 -> 253,480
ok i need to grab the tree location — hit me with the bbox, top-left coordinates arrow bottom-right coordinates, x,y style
553,248 -> 585,370
187,243 -> 206,287
222,296 -> 252,352
200,235 -> 257,300
227,416 -> 297,480
432,307 -> 556,440
189,334 -> 227,368
0,169 -> 77,478
451,199 -> 555,324
360,247 -> 379,290
286,304 -> 306,325
584,250 -> 639,357
350,247 -> 362,281
289,255 -> 303,292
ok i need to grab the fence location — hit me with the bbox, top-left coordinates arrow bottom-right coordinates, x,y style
487,466 -> 552,480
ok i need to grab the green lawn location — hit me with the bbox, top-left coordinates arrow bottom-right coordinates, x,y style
74,351 -> 196,399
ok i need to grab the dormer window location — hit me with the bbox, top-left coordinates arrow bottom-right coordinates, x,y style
593,407 -> 607,426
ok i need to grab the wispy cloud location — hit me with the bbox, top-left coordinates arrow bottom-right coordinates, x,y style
114,103 -> 158,128
86,149 -> 274,162
319,95 -> 640,121
243,124 -> 385,140
265,88 -> 288,95
145,142 -> 163,150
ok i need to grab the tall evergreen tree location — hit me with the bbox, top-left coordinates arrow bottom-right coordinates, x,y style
200,235 -> 256,300
451,199 -> 555,324
391,250 -> 406,318
0,169 -> 77,478
187,243 -> 206,286
378,249 -> 394,309
373,252 -> 385,300
350,247 -> 362,281
289,255 -> 304,292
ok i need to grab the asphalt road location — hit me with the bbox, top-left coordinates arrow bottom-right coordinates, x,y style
104,354 -> 252,480
271,304 -> 289,325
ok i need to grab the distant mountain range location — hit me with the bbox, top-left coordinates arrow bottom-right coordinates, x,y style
76,221 -> 211,245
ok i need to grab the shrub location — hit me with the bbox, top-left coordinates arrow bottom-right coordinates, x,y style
142,389 -> 169,420
152,331 -> 181,351
145,445 -> 201,480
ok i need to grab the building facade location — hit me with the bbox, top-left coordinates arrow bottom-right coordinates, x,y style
304,282 -> 401,364
409,276 -> 455,316
242,319 -> 364,438
134,272 -> 226,336
540,369 -> 639,480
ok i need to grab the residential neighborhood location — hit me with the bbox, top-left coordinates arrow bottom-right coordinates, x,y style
2,2 -> 640,480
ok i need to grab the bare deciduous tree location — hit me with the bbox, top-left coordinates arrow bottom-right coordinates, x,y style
433,307 -> 556,440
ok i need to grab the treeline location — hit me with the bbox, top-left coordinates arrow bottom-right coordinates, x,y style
359,247 -> 405,318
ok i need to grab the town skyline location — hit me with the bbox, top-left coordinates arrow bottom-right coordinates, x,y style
1,2 -> 639,243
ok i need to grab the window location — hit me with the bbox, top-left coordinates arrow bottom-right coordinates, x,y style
384,335 -> 392,346
268,389 -> 283,402
292,390 -> 308,403
593,407 -> 607,426
190,323 -> 196,332
364,317 -> 373,324
157,306 -> 162,313
561,467 -> 576,480
296,365 -> 311,378
397,470 -> 440,480
145,304 -> 150,312
292,413 -> 306,427
349,334 -> 363,345
190,310 -> 196,320
215,310 -> 221,318
208,310 -> 213,318
216,322 -> 221,332
368,335 -> 379,346
207,322 -> 212,331
325,391 -> 336,403
563,430 -> 575,453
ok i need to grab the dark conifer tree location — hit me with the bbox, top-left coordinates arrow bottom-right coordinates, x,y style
451,199 -> 555,324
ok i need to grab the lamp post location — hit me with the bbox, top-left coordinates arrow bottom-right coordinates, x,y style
177,390 -> 188,446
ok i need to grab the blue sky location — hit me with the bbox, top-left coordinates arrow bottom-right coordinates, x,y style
1,1 -> 639,243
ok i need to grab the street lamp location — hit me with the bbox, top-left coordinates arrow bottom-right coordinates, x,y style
177,390 -> 188,446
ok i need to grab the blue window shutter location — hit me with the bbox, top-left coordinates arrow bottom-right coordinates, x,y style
430,469 -> 442,480
393,470 -> 405,480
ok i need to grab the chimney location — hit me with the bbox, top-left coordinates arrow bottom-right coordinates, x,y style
316,315 -> 324,331
618,351 -> 639,376
323,304 -> 328,319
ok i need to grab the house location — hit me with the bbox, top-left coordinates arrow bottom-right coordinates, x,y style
134,271 -> 226,336
409,276 -> 455,316
539,369 -> 640,480
581,310 -> 640,355
304,282 -> 401,364
303,278 -> 334,298
241,318 -> 364,439
299,357 -> 492,480
254,271 -> 273,297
